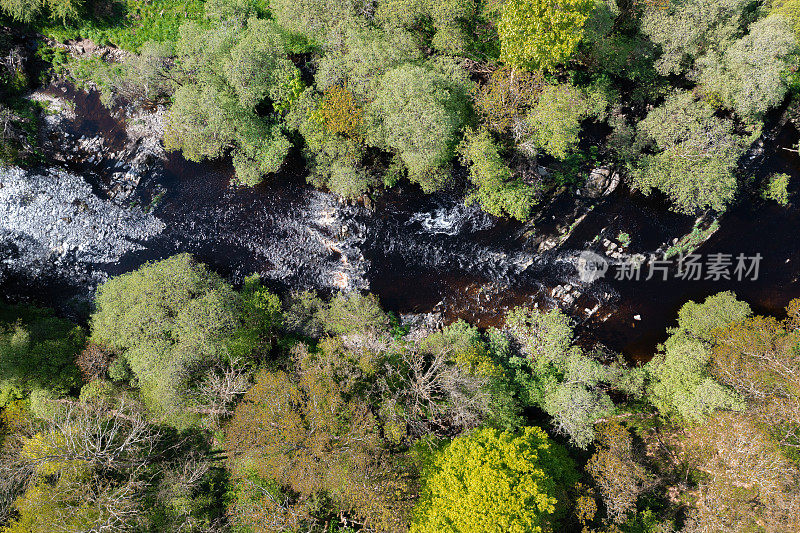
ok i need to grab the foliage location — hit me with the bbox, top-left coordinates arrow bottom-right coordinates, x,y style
775,0 -> 800,38
318,292 -> 390,336
498,0 -> 595,71
0,0 -> 82,24
631,91 -> 747,214
36,0 -> 206,53
0,303 -> 83,406
268,0 -> 357,39
675,291 -> 752,343
376,0 -> 477,54
763,172 -> 791,205
369,60 -> 471,191
526,82 -> 599,159
474,66 -> 543,137
225,353 -> 415,531
640,0 -> 752,76
458,127 -> 539,220
504,307 -> 632,448
90,254 -> 259,426
411,426 -> 578,532
681,411 -> 800,532
164,18 -> 296,186
315,85 -> 366,141
697,14 -> 798,120
587,421 -> 651,523
645,292 -> 750,424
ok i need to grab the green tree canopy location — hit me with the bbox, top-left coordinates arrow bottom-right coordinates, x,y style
458,127 -> 539,221
645,292 -> 750,424
411,426 -> 578,532
498,0 -> 595,72
631,91 -> 748,213
164,19 -> 296,186
504,307 -> 635,448
369,60 -> 471,191
0,304 -> 83,406
90,254 -> 245,426
697,14 -> 798,120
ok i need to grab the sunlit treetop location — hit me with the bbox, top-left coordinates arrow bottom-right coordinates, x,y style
498,0 -> 595,72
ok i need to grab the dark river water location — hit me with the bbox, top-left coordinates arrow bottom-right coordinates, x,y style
4,87 -> 800,361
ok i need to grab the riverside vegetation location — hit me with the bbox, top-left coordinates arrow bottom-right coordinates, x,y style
2,255 -> 800,531
4,0 -> 800,217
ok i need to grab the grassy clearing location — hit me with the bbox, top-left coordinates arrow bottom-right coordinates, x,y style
36,0 -> 206,52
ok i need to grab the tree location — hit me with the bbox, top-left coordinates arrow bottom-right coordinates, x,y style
369,60 -> 471,191
314,23 -> 423,101
286,85 -> 376,197
682,412 -> 800,533
645,293 -> 750,424
318,292 -> 390,336
640,0 -> 752,76
223,18 -> 298,109
377,0 -> 477,54
90,254 -> 245,427
632,91 -> 748,213
675,291 -> 751,342
1,401 -> 159,533
504,307 -> 630,448
763,172 -> 791,205
411,426 -> 577,532
586,422 -> 651,524
0,0 -> 83,24
225,350 -> 415,532
268,0 -> 358,39
708,302 -> 800,448
0,304 -> 83,406
458,127 -> 539,220
474,67 -> 543,138
378,320 -> 512,439
498,0 -> 595,72
697,14 -> 798,120
164,19 -> 296,186
527,82 -> 598,159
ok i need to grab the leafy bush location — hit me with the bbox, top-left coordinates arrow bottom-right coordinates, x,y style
763,172 -> 791,205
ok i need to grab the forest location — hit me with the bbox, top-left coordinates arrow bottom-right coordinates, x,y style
2,0 -> 800,531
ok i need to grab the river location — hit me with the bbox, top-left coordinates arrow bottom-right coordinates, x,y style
2,85 -> 800,361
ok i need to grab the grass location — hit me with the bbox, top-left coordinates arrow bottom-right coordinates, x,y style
36,0 -> 206,52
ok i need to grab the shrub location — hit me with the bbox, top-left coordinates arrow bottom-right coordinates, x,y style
763,172 -> 791,205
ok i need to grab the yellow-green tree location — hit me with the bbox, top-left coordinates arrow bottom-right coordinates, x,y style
498,0 -> 595,72
411,426 -> 577,533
